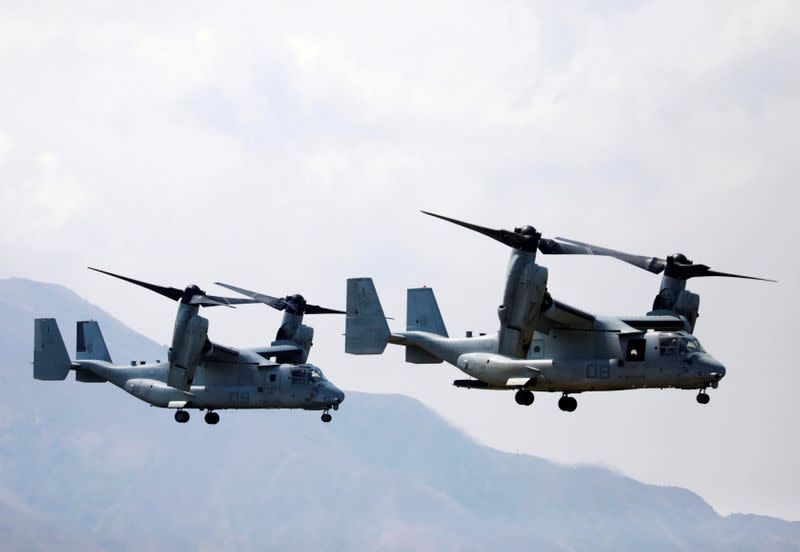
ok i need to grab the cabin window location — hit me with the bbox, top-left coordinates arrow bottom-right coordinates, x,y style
659,337 -> 678,356
269,374 -> 277,383
626,339 -> 646,362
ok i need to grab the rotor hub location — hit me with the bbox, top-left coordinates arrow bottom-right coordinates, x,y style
182,284 -> 205,303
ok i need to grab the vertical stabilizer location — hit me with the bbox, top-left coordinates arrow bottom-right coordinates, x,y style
34,318 -> 72,380
345,278 -> 391,354
405,287 -> 448,364
406,287 -> 448,336
76,320 -> 112,362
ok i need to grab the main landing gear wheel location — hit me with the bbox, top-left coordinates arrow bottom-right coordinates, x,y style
558,395 -> 578,412
515,389 -> 534,406
204,411 -> 220,425
696,391 -> 710,405
174,410 -> 190,423
321,411 -> 332,423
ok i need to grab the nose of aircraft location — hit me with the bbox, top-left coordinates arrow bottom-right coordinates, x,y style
695,353 -> 726,382
320,382 -> 345,404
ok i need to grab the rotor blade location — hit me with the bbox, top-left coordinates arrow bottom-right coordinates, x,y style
421,211 -> 538,252
537,238 -> 605,255
214,282 -> 286,311
205,295 -> 262,305
88,267 -> 184,301
190,295 -> 235,308
304,304 -> 346,315
673,264 -> 776,282
546,238 -> 667,275
190,295 -> 260,308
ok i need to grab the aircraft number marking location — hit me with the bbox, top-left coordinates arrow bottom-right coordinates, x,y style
586,363 -> 610,379
228,392 -> 250,404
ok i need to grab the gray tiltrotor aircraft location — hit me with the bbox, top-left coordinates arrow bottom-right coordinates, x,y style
346,212 -> 773,412
34,268 -> 345,424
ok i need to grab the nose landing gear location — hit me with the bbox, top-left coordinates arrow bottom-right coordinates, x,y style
558,395 -> 578,412
321,410 -> 333,423
174,410 -> 190,423
696,390 -> 710,404
514,389 -> 534,406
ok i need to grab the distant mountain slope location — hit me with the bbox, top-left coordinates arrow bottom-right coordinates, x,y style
0,278 -> 797,551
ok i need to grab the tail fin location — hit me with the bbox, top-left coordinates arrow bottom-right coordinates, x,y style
406,287 -> 448,336
345,278 -> 391,354
34,319 -> 72,380
405,287 -> 447,364
76,321 -> 112,362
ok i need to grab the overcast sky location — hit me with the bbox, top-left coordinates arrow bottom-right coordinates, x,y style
1,0 -> 798,520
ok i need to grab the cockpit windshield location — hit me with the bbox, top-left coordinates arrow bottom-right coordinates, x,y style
660,333 -> 704,356
679,337 -> 704,354
290,366 -> 325,384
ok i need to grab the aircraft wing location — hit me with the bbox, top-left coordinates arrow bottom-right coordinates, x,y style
617,316 -> 687,332
203,341 -> 241,363
539,299 -> 687,333
540,299 -> 596,330
251,344 -> 304,359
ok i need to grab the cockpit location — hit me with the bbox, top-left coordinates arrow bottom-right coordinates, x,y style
290,365 -> 325,384
659,333 -> 705,357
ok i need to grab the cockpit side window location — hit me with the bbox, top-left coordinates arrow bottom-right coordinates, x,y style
626,339 -> 646,362
291,368 -> 310,384
290,367 -> 322,384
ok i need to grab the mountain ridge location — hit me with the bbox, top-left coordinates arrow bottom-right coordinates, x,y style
0,277 -> 797,551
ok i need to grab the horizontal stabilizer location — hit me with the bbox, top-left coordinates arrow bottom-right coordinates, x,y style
346,278 -> 390,354
34,319 -> 72,380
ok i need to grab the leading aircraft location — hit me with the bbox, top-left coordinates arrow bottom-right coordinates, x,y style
34,268 -> 345,423
345,212 -> 773,412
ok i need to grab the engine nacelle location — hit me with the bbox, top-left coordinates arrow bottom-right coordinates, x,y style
497,251 -> 548,358
168,306 -> 209,390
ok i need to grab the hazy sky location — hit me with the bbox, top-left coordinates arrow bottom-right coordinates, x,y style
1,1 -> 798,519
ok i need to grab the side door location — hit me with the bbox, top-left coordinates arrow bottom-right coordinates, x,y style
260,366 -> 281,406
